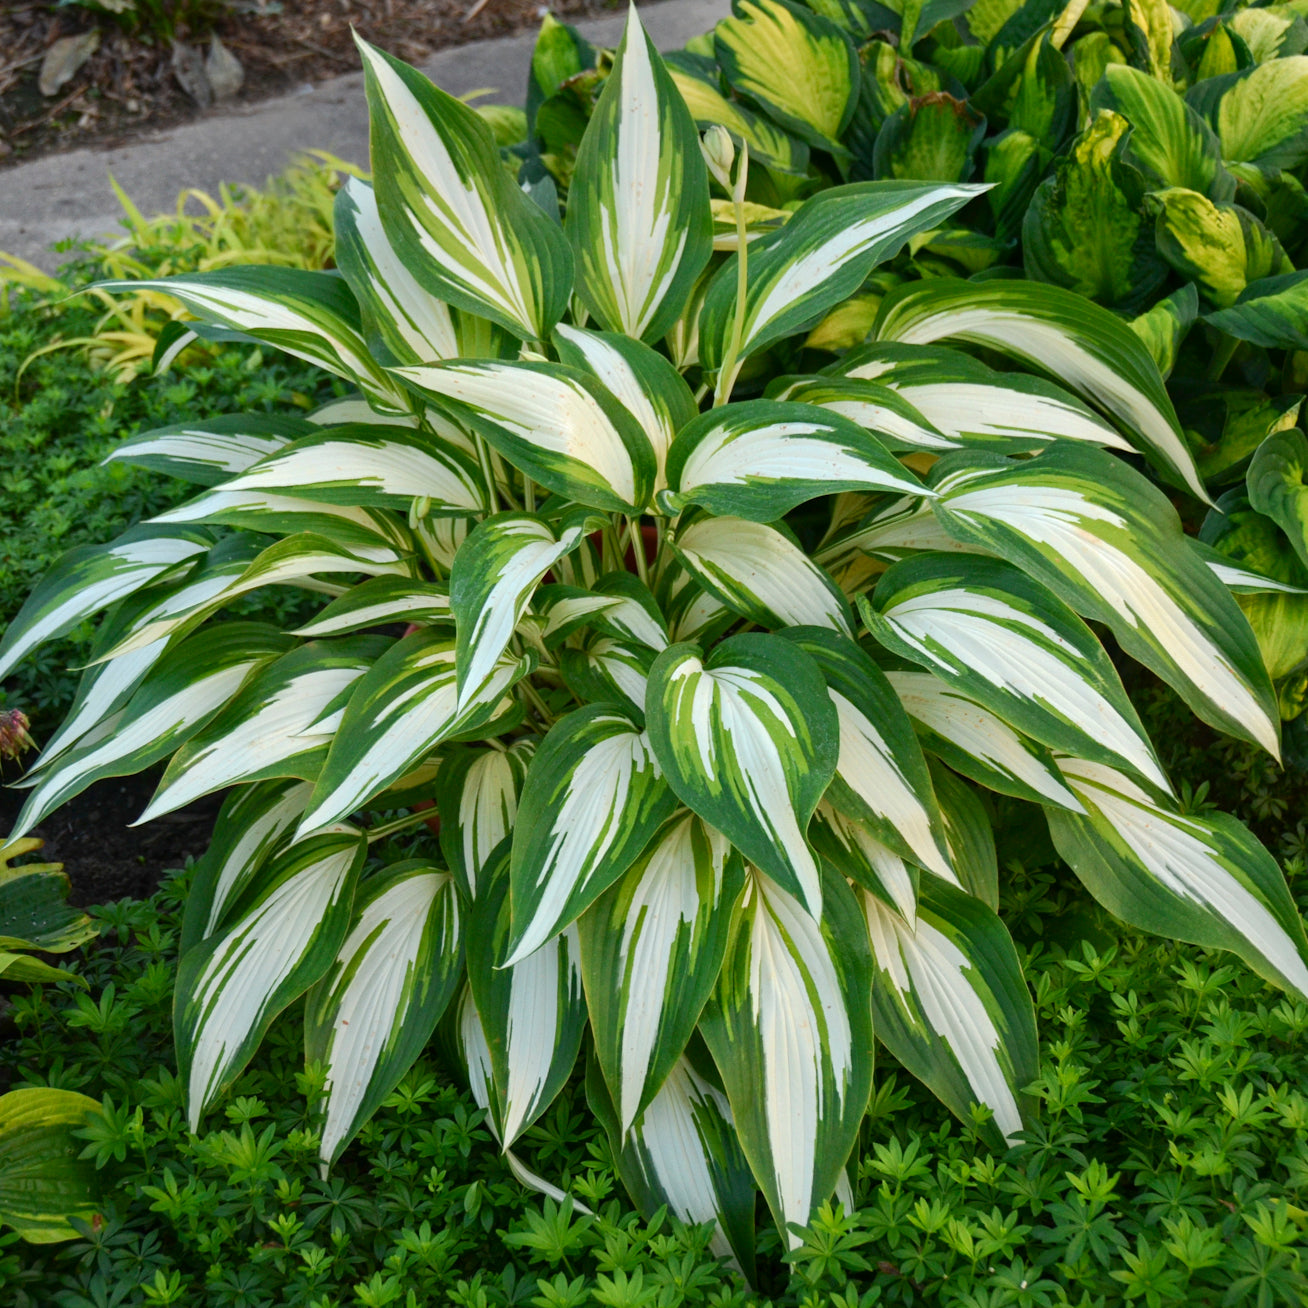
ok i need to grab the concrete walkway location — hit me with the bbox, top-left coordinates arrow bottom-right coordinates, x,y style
0,0 -> 729,271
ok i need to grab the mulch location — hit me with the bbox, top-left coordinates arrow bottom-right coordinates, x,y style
0,0 -> 625,170
0,770 -> 224,907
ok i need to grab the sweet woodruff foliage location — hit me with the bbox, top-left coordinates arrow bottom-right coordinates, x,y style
4,0 -> 1308,1271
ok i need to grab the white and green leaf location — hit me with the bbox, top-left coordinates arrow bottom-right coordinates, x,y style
102,413 -> 311,485
565,5 -> 713,342
645,634 -> 838,917
292,576 -> 452,638
305,862 -> 464,1167
436,740 -> 535,899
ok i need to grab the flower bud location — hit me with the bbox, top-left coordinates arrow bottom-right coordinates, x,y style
0,709 -> 35,763
701,125 -> 735,191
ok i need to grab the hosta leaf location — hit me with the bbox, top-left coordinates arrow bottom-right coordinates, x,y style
699,181 -> 982,374
176,825 -> 366,1128
780,626 -> 954,881
298,631 -> 532,833
579,812 -> 744,1131
886,669 -> 1084,810
1206,270 -> 1308,351
466,847 -> 587,1145
714,0 -> 859,153
1048,757 -> 1308,1000
1202,56 -> 1308,170
929,759 -> 997,907
872,93 -> 986,184
292,576 -> 452,638
874,278 -> 1207,502
766,376 -> 955,452
357,37 -> 573,340
334,176 -> 462,366
1249,428 -> 1308,574
864,554 -> 1169,791
861,875 -> 1038,1151
662,400 -> 928,521
809,803 -> 920,926
586,1051 -> 756,1276
827,342 -> 1132,453
1095,64 -> 1235,200
553,324 -> 697,493
665,55 -> 808,177
929,445 -> 1281,757
506,706 -> 676,965
565,6 -> 712,342
103,413 -> 310,485
393,359 -> 656,513
0,852 -> 95,955
450,511 -> 597,707
216,426 -> 486,514
559,634 -> 657,719
10,624 -> 294,841
305,862 -> 463,1166
140,637 -> 388,821
645,634 -> 838,917
0,1089 -> 101,1243
179,779 -> 314,955
669,515 -> 854,635
0,525 -> 210,681
436,740 -> 535,900
1130,283 -> 1198,380
1150,187 -> 1290,309
96,268 -> 394,400
578,572 -> 669,651
149,488 -> 412,562
699,865 -> 874,1248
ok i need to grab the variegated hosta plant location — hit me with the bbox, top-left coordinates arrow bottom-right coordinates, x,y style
3,4 -> 1308,1274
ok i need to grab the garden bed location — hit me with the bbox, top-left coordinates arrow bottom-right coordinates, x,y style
0,0 -> 624,167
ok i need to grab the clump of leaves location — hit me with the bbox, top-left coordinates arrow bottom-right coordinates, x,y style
2,3 -> 1306,1279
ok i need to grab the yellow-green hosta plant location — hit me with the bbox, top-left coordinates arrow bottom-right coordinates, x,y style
3,5 -> 1307,1273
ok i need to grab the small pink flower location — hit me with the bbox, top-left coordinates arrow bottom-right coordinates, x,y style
0,709 -> 35,762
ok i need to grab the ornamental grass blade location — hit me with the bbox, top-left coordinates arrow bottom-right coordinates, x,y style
466,847 -> 587,1147
662,399 -> 928,521
873,278 -> 1207,501
176,825 -> 366,1129
699,864 -> 874,1250
669,514 -> 854,635
357,36 -> 573,340
929,445 -> 1281,759
298,631 -> 532,834
864,554 -> 1170,793
506,705 -> 677,966
393,359 -> 656,513
645,634 -> 837,918
861,875 -> 1038,1152
1048,757 -> 1308,1002
305,862 -> 463,1167
565,4 -> 712,343
578,811 -> 745,1133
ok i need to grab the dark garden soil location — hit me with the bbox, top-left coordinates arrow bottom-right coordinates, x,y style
0,770 -> 224,907
0,0 -> 629,170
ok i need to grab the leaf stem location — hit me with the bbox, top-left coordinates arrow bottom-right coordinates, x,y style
366,809 -> 437,845
713,141 -> 751,410
627,514 -> 650,586
474,434 -> 500,514
519,677 -> 556,728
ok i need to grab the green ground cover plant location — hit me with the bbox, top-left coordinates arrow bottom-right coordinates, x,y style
4,0 -> 1308,1283
3,696 -> 1308,1305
